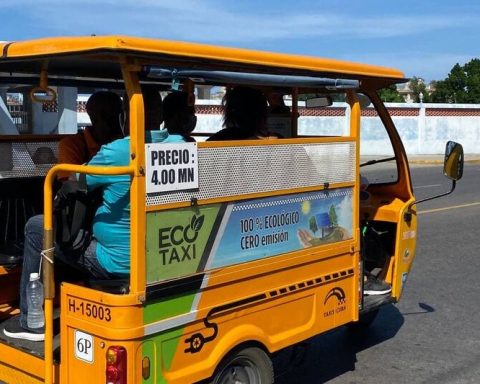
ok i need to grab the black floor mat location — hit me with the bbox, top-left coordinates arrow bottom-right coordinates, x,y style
0,243 -> 24,269
0,316 -> 61,363
361,293 -> 393,314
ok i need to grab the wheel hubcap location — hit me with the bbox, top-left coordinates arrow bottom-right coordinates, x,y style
217,359 -> 259,384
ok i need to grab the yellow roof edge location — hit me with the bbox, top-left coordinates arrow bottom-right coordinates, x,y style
2,35 -> 405,80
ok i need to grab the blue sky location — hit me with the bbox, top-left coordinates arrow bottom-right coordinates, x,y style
1,0 -> 478,82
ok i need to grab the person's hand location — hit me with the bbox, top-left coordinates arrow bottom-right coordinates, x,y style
297,229 -> 314,248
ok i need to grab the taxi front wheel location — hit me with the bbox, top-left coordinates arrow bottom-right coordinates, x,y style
211,347 -> 274,384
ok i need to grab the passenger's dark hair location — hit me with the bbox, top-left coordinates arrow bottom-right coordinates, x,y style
222,86 -> 268,135
85,91 -> 123,143
163,91 -> 189,122
86,91 -> 122,119
122,85 -> 163,134
141,85 -> 163,130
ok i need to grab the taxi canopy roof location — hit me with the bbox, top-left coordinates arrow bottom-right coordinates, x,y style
0,35 -> 406,90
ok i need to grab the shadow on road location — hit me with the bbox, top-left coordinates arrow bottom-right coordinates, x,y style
274,304 -> 404,383
401,302 -> 435,316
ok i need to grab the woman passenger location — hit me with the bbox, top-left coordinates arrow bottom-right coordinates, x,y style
207,86 -> 279,141
163,91 -> 197,142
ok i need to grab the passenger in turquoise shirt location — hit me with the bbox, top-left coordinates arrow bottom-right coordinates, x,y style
85,86 -> 185,275
87,129 -> 185,275
3,87 -> 186,342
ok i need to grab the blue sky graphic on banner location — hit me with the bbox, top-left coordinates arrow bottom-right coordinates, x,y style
209,188 -> 353,269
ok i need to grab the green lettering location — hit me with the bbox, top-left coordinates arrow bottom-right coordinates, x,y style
181,245 -> 192,261
159,228 -> 171,248
169,248 -> 181,264
159,249 -> 169,265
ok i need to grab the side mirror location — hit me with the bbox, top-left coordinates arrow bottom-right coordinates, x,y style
407,140 -> 464,217
305,95 -> 332,108
443,141 -> 464,181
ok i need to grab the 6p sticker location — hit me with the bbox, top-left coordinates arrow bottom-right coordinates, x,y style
75,330 -> 94,363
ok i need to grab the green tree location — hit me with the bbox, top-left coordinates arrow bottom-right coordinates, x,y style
444,63 -> 466,103
409,77 -> 431,103
328,205 -> 338,227
378,84 -> 404,102
309,216 -> 318,234
430,79 -> 451,103
430,59 -> 480,103
464,59 -> 480,102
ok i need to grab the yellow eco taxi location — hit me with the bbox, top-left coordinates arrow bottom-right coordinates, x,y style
0,36 -> 463,384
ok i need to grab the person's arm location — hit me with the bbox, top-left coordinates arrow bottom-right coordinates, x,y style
85,144 -> 114,191
57,135 -> 86,180
85,140 -> 129,191
58,135 -> 86,165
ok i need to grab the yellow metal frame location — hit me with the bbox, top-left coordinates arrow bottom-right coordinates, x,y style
40,60 -> 153,384
0,36 -> 404,80
121,60 -> 147,299
347,90 -> 361,319
42,164 -> 134,384
0,342 -> 44,382
358,89 -> 416,299
146,180 -> 356,212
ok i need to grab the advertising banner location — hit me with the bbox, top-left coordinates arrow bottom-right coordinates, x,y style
209,188 -> 352,269
146,188 -> 353,283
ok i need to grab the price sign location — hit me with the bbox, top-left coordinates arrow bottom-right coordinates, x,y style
145,143 -> 198,193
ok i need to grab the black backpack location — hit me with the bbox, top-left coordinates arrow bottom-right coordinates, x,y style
54,174 -> 102,257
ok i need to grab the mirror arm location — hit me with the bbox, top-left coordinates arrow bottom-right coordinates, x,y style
405,180 -> 456,220
405,141 -> 463,222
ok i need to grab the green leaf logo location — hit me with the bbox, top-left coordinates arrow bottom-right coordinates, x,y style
192,215 -> 205,232
191,215 -> 197,229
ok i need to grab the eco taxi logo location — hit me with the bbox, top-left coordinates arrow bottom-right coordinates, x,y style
158,214 -> 205,266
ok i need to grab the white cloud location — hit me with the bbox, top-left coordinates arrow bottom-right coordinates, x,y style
1,1 -> 477,82
1,1 -> 476,43
343,52 -> 476,81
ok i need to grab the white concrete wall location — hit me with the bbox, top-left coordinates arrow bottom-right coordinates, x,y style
74,99 -> 480,155
192,100 -> 480,155
387,103 -> 480,155
195,113 -> 223,134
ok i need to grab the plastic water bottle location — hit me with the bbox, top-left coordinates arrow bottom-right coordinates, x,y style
26,272 -> 44,329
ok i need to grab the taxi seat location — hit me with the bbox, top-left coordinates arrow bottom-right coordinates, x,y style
84,278 -> 130,294
0,177 -> 44,268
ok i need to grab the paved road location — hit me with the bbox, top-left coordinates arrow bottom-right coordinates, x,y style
275,163 -> 480,384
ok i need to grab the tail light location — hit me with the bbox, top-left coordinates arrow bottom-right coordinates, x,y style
106,346 -> 127,384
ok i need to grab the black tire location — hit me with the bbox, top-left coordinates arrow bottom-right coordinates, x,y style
210,346 -> 274,384
348,309 -> 379,331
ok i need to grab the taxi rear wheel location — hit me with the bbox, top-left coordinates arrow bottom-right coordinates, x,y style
211,347 -> 273,384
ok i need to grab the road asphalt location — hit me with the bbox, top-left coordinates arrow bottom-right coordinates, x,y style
275,163 -> 480,384
407,154 -> 480,164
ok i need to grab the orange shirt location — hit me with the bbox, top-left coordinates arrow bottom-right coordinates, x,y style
57,128 -> 100,179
